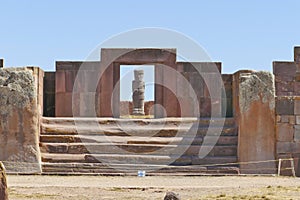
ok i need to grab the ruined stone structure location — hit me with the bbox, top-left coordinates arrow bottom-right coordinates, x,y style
0,47 -> 300,176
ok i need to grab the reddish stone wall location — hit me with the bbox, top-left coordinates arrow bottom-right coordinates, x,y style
54,49 -> 232,118
274,53 -> 300,176
55,61 -> 101,117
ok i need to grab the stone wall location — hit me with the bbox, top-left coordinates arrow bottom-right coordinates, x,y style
0,67 -> 42,173
176,62 -> 225,117
53,49 -> 229,118
55,61 -> 101,117
274,54 -> 300,176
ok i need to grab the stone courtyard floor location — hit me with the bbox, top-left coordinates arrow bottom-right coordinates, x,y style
6,175 -> 300,200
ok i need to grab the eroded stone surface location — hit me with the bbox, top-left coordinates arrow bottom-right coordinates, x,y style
239,71 -> 275,112
237,71 -> 276,174
0,68 -> 41,173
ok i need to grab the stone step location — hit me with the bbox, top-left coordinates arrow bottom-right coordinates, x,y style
41,162 -> 240,175
41,117 -> 236,127
41,153 -> 238,166
40,125 -> 237,137
39,117 -> 239,175
40,143 -> 237,156
40,135 -> 238,146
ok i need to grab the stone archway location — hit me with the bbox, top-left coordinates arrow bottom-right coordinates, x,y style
98,48 -> 178,118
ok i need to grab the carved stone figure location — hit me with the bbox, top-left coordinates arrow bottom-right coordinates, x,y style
132,70 -> 145,115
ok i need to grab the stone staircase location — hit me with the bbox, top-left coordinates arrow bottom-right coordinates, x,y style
40,117 -> 239,175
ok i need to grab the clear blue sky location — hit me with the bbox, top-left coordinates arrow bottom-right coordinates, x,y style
1,1 -> 300,73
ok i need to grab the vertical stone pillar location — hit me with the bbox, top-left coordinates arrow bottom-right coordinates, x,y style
233,71 -> 276,174
132,70 -> 145,115
0,67 -> 41,173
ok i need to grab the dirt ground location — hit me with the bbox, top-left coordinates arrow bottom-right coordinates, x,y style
6,175 -> 300,200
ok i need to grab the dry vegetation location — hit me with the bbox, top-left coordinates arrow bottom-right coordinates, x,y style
7,175 -> 300,200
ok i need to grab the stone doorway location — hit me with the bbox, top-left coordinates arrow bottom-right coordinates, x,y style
119,65 -> 155,118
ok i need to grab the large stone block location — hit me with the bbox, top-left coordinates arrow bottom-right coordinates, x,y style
275,81 -> 294,93
273,62 -> 296,77
294,125 -> 300,142
276,123 -> 294,142
55,70 -> 65,93
276,97 -> 294,115
0,67 -> 41,173
294,99 -> 300,115
277,142 -> 300,154
235,71 -> 276,174
65,70 -> 77,92
294,82 -> 300,95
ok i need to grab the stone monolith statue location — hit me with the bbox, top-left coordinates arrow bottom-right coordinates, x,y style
132,70 -> 145,115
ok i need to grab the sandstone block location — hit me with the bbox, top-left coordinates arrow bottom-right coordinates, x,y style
55,70 -> 65,93
275,82 -> 294,93
276,97 -> 294,115
277,123 -> 294,142
277,142 -> 300,154
273,62 -> 296,77
294,82 -> 300,96
0,68 -> 41,173
237,71 -> 276,174
294,100 -> 300,115
296,116 -> 300,124
281,115 -> 289,123
294,125 -> 300,142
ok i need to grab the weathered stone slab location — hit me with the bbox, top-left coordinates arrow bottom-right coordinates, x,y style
235,71 -> 276,174
0,67 -> 41,173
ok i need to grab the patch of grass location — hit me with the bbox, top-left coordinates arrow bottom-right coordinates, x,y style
204,194 -> 275,200
9,187 -> 58,199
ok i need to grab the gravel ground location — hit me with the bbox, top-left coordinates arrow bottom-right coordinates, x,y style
6,175 -> 300,200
